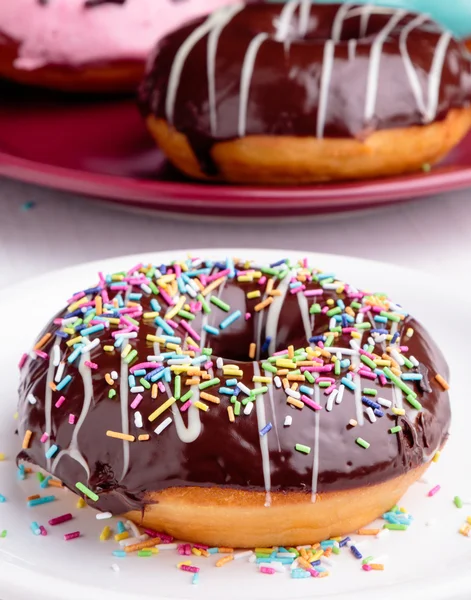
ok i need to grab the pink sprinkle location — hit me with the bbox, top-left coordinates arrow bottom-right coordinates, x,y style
317,377 -> 335,383
428,485 -> 441,497
258,276 -> 267,286
324,385 -> 336,395
39,526 -> 48,536
102,289 -> 110,304
181,400 -> 193,412
40,433 -> 49,444
188,345 -> 200,352
302,257 -> 308,268
127,263 -> 143,275
174,264 -> 181,278
179,320 -> 201,341
245,312 -> 251,320
301,395 -> 323,411
184,544 -> 192,556
158,381 -> 166,393
359,306 -> 371,313
68,415 -> 75,425
181,565 -> 200,573
159,288 -> 175,306
302,365 -> 333,373
130,362 -> 159,373
273,349 -> 288,356
206,268 -> 230,282
321,306 -> 329,314
18,353 -> 28,369
303,289 -> 324,297
371,306 -> 383,313
35,350 -> 48,360
204,361 -> 213,370
64,531 -> 80,541
167,319 -> 179,329
359,369 -> 377,380
66,291 -> 86,304
342,327 -> 356,333
260,567 -> 275,574
177,545 -> 186,555
362,564 -> 373,572
193,543 -> 209,550
55,396 -> 66,409
379,375 -> 387,386
290,285 -> 305,295
84,361 -> 98,370
359,349 -> 376,360
130,394 -> 143,409
308,568 -> 319,578
399,346 -> 409,352
49,513 -> 73,526
317,341 -> 325,349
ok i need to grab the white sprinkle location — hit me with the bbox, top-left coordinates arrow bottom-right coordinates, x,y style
321,557 -> 333,567
125,520 -> 141,538
377,397 -> 392,408
390,349 -> 405,366
147,355 -> 164,362
237,382 -> 251,396
130,386 -> 144,394
27,394 -> 37,405
350,339 -> 361,351
376,529 -> 390,539
366,406 -> 377,423
277,552 -> 297,558
119,535 -> 149,547
155,543 -> 179,551
326,389 -> 338,411
248,554 -> 257,563
259,562 -> 285,573
111,563 -> 120,573
290,559 -> 299,571
426,519 -> 437,527
54,362 -> 65,383
141,284 -> 152,294
216,357 -> 224,369
284,415 -> 292,427
62,317 -> 79,326
418,477 -> 429,484
234,550 -> 253,561
167,357 -> 192,365
111,371 -> 119,380
409,355 -> 419,367
134,412 -> 143,428
243,402 -> 254,416
329,317 -> 337,330
154,417 -> 172,435
52,345 -> 61,367
274,376 -> 282,389
116,332 -> 138,340
185,284 -> 197,298
96,512 -> 113,520
336,384 -> 345,404
81,338 -> 100,354
285,388 -> 301,400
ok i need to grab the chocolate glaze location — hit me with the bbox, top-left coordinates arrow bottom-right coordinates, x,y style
139,2 -> 471,173
17,260 -> 450,515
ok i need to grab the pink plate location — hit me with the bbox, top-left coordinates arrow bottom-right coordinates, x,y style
0,80 -> 470,218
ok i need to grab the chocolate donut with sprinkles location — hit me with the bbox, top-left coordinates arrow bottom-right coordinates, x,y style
17,256 -> 451,547
140,1 -> 471,183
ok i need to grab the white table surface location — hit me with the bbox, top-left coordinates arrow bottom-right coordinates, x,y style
0,176 -> 470,287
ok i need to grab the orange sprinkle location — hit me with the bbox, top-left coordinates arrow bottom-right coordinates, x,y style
435,374 -> 450,390
200,392 -> 220,404
287,397 -> 304,409
22,430 -> 32,449
227,406 -> 235,423
318,572 -> 329,578
218,547 -> 234,553
124,538 -> 161,553
34,333 -> 52,351
249,343 -> 256,359
299,548 -> 309,560
105,373 -> 114,386
185,378 -> 200,386
282,378 -> 289,389
151,384 -> 158,399
269,290 -> 282,297
215,555 -> 234,567
291,382 -> 299,391
49,382 -> 57,392
297,557 -> 312,571
266,279 -> 274,295
95,295 -> 103,316
358,528 -> 381,536
138,434 -> 150,442
288,345 -> 294,359
200,549 -> 210,558
48,479 -> 64,488
286,374 -> 306,382
370,564 -> 385,571
323,547 -> 332,557
277,369 -> 289,376
311,543 -> 321,550
106,431 -> 135,442
201,277 -> 226,297
27,494 -> 40,501
254,297 -> 274,312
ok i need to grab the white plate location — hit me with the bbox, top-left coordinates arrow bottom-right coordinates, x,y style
0,249 -> 470,600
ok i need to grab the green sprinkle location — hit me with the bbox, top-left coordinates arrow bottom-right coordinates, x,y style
197,295 -> 211,314
332,545 -> 340,555
380,311 -> 401,322
262,362 -> 278,373
0,530 -> 6,538
234,401 -> 241,416
180,390 -> 193,403
199,378 -> 220,390
356,437 -> 370,449
76,482 -> 99,502
310,303 -> 321,315
326,307 -> 342,317
383,367 -> 418,399
406,395 -> 422,411
304,371 -> 315,384
260,266 -> 278,276
251,386 -> 268,397
325,334 -> 335,347
126,316 -> 139,327
178,310 -> 195,321
84,311 -> 95,325
278,269 -> 289,280
174,375 -> 181,400
363,388 -> 377,396
210,296 -> 230,312
351,302 -> 362,309
288,548 -> 300,557
389,426 -> 402,434
202,348 -> 212,356
295,443 -> 311,454
402,357 -> 414,369
37,472 -> 45,483
148,281 -> 159,295
360,355 -> 377,370
454,496 -> 463,509
230,395 -> 237,404
329,326 -> 342,333
124,349 -> 138,365
334,360 -> 341,376
109,389 -> 117,399
362,556 -> 374,565
422,163 -> 431,172
318,381 -> 331,388
356,322 -> 372,330
138,550 -> 153,557
140,377 -> 151,390
383,523 -> 408,531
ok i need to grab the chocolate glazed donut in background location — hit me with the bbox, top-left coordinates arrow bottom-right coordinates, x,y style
17,257 -> 451,547
139,1 -> 471,183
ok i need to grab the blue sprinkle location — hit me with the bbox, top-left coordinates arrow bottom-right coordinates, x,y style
299,385 -> 314,396
45,445 -> 59,459
391,332 -> 400,344
192,573 -> 199,585
67,346 -> 83,364
154,317 -> 174,336
261,337 -> 272,353
0,494 -> 6,503
117,521 -> 126,534
374,408 -> 385,418
309,335 -> 326,343
17,465 -> 25,481
40,476 -> 52,489
220,311 -> 242,330
339,537 -> 350,547
30,521 -> 41,535
133,369 -> 146,377
350,545 -> 362,559
21,201 -> 36,211
145,367 -> 163,381
341,377 -> 356,391
401,373 -> 423,381
362,397 -> 381,410
310,559 -> 321,566
374,316 -> 388,323
128,375 -> 136,388
259,423 -> 273,436
28,496 -> 56,507
203,325 -> 219,336
112,550 -> 127,558
150,299 -> 161,312
371,328 -> 388,334
270,259 -> 288,267
56,375 -> 72,391
208,548 -> 218,554
80,324 -> 105,337
225,379 -> 238,387
160,335 -> 182,344
219,387 -> 235,396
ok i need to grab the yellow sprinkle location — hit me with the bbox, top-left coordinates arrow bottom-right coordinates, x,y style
247,290 -> 261,299
467,517 -> 471,525
238,275 -> 253,283
121,344 -> 132,358
254,297 -> 274,312
192,547 -> 202,556
287,345 -> 294,359
349,419 -> 358,427
106,431 -> 135,442
215,555 -> 234,567
146,335 -> 160,343
0,453 -> 5,461
177,561 -> 192,568
406,328 -> 414,337
77,497 -> 87,509
374,359 -> 391,367
249,343 -> 256,359
311,550 -> 323,561
432,450 -> 441,463
115,532 -> 129,542
459,525 -> 471,537
227,406 -> 235,423
326,298 -> 335,306
291,382 -> 299,391
269,290 -> 282,296
201,277 -> 226,297
148,397 -> 177,422
287,397 -> 304,409
200,392 -> 220,404
435,374 -> 450,391
66,336 -> 83,347
62,327 -> 75,335
276,359 -> 297,369
222,368 -> 244,377
185,336 -> 199,348
351,331 -> 361,339
157,274 -> 176,285
95,295 -> 102,316
103,317 -> 120,325
22,430 -> 32,449
253,376 -> 272,384
391,407 -> 406,416
143,312 -> 160,319
165,296 -> 187,321
194,401 -> 209,412
104,345 -> 114,352
151,384 -> 158,399
100,526 -> 111,541
138,434 -> 150,442
67,296 -> 89,313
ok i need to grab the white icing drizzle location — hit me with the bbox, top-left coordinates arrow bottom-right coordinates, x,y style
44,339 -> 61,471
399,14 -> 430,116
119,358 -> 131,480
238,33 -> 269,137
310,381 -> 321,502
425,31 -> 452,123
348,38 -> 357,61
253,362 -> 271,507
264,365 -> 281,452
296,291 -> 312,345
351,313 -> 366,426
359,3 -> 372,38
169,383 -> 202,443
298,0 -> 311,38
364,10 -> 407,122
331,3 -> 353,42
316,39 -> 335,138
207,4 -> 244,135
265,270 -> 293,356
274,0 -> 302,42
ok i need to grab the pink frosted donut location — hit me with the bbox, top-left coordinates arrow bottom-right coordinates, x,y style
0,0 -> 233,92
